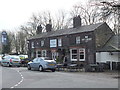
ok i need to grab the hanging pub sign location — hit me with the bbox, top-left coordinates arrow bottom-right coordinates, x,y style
1,31 -> 8,45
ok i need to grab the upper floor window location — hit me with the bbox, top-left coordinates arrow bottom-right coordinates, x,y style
50,39 -> 57,47
76,36 -> 80,44
31,42 -> 34,48
41,40 -> 44,47
58,38 -> 62,47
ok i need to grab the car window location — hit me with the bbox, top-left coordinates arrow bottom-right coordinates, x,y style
3,56 -> 10,59
11,57 -> 20,60
33,58 -> 38,62
38,58 -> 43,62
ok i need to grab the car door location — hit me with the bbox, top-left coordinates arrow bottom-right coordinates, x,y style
31,58 -> 40,69
30,58 -> 38,68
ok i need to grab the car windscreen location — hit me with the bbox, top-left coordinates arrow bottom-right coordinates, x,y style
11,57 -> 20,60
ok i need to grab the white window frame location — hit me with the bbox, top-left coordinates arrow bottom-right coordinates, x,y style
76,36 -> 80,44
41,40 -> 44,47
70,49 -> 77,61
31,42 -> 34,48
50,39 -> 57,47
52,52 -> 58,60
36,51 -> 41,57
58,38 -> 62,47
79,48 -> 85,61
42,50 -> 46,57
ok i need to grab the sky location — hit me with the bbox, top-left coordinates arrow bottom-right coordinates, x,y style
0,0 -> 87,31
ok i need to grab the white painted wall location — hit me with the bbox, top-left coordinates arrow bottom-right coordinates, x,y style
96,52 -> 119,63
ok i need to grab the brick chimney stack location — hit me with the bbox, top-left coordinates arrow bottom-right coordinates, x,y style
46,19 -> 52,32
36,24 -> 42,34
73,15 -> 81,28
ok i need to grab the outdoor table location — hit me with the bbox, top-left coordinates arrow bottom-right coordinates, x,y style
57,64 -> 64,71
67,64 -> 78,71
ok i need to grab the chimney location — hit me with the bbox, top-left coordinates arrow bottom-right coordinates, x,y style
46,20 -> 52,32
36,25 -> 42,34
73,15 -> 81,28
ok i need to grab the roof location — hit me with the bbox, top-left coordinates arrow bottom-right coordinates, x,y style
97,34 -> 120,52
29,22 -> 105,40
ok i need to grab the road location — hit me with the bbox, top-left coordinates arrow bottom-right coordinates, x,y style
0,66 -> 119,89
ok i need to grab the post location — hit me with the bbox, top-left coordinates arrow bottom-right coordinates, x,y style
110,61 -> 113,70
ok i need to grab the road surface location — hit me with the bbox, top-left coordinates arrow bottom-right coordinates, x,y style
0,66 -> 119,89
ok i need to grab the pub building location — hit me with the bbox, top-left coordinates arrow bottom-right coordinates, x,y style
27,15 -> 114,66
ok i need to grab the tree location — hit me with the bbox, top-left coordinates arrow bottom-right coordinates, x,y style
20,10 -> 70,37
70,2 -> 101,25
92,0 -> 120,34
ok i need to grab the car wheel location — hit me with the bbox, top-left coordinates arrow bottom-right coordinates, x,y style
51,69 -> 55,72
39,65 -> 43,72
1,64 -> 3,66
7,63 -> 11,67
27,65 -> 31,70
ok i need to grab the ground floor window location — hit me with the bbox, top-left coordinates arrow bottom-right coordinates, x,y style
36,51 -> 41,57
79,49 -> 85,61
42,50 -> 46,57
70,48 -> 85,61
70,49 -> 77,61
36,50 -> 46,57
52,52 -> 58,60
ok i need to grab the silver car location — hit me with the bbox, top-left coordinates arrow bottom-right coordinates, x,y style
1,55 -> 21,67
27,57 -> 56,72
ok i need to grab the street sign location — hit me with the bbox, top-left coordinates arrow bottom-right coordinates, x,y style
1,31 -> 8,45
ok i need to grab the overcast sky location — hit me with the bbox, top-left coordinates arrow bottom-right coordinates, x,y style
0,0 -> 88,31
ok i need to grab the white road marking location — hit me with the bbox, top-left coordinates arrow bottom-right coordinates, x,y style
10,70 -> 24,88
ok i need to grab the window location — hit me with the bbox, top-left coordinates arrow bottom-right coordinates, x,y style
36,51 -> 41,57
70,48 -> 85,61
76,36 -> 80,44
33,58 -> 38,62
31,42 -> 34,48
50,39 -> 57,47
70,49 -> 77,61
58,38 -> 62,46
52,52 -> 58,60
41,40 -> 44,47
79,49 -> 85,61
42,50 -> 46,57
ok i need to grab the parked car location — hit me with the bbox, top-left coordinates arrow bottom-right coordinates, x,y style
0,55 -> 2,65
27,57 -> 56,72
19,55 -> 30,66
1,55 -> 21,67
